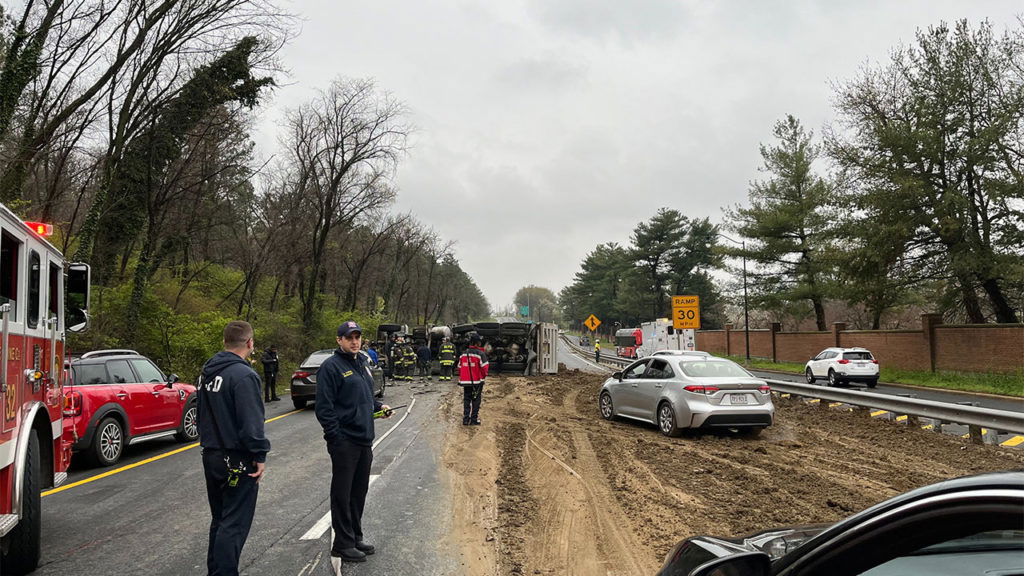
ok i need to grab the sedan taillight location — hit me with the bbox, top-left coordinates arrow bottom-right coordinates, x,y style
758,385 -> 771,394
293,371 -> 312,379
63,392 -> 82,417
683,385 -> 720,394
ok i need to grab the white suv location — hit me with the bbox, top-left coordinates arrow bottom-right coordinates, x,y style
804,347 -> 879,388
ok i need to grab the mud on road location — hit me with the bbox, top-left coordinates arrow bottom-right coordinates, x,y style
441,370 -> 1023,576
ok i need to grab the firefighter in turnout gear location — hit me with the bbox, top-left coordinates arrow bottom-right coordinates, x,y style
392,338 -> 407,381
438,337 -> 456,380
401,341 -> 417,381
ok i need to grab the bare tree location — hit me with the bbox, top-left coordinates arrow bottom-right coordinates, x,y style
280,77 -> 410,337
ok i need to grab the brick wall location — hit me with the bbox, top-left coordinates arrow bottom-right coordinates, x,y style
774,332 -> 835,364
840,331 -> 931,372
697,330 -> 726,354
934,325 -> 1024,374
694,317 -> 1024,375
726,329 -> 773,358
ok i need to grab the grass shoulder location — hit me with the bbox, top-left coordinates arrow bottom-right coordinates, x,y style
719,355 -> 1023,398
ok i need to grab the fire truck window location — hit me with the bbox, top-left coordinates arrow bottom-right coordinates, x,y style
130,359 -> 165,383
0,230 -> 19,321
106,359 -> 135,384
72,364 -> 109,385
49,261 -> 60,328
27,250 -> 40,328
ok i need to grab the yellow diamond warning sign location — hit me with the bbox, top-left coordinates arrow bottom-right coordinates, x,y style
584,314 -> 601,332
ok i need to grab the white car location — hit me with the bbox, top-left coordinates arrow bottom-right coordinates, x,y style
651,350 -> 711,358
804,347 -> 879,388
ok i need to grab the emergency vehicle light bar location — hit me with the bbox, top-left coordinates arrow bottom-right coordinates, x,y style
25,221 -> 53,236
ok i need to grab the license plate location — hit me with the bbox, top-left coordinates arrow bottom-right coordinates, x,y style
730,394 -> 748,405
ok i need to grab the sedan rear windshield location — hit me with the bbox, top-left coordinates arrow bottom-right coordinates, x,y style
677,361 -> 751,378
301,350 -> 334,367
843,351 -> 873,361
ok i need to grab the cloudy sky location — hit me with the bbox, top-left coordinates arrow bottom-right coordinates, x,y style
254,1 -> 1022,312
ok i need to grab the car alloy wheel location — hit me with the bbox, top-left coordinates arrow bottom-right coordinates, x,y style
658,402 -> 681,437
599,392 -> 614,420
96,418 -> 123,466
805,368 -> 815,384
828,370 -> 838,387
179,404 -> 199,442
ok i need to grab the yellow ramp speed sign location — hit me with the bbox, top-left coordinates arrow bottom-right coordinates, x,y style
671,295 -> 700,330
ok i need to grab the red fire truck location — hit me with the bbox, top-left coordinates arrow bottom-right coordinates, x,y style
0,204 -> 90,575
614,327 -> 643,359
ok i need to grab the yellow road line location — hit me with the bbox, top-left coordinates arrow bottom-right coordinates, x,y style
43,408 -> 304,497
922,424 -> 934,430
871,410 -> 888,417
961,428 -> 989,439
808,399 -> 821,404
828,402 -> 842,408
1000,436 -> 1024,447
896,415 -> 907,422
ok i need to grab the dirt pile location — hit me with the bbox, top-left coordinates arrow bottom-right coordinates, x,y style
442,370 -> 1023,575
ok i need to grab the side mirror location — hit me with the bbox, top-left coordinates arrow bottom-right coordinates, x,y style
166,374 -> 179,387
612,371 -> 622,380
690,552 -> 770,576
66,263 -> 91,333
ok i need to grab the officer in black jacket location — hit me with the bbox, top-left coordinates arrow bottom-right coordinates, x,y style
197,320 -> 270,576
315,321 -> 391,569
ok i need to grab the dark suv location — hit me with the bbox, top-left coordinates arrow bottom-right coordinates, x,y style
63,349 -> 197,467
290,349 -> 384,409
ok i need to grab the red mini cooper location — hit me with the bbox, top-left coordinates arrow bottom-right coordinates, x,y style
63,349 -> 198,467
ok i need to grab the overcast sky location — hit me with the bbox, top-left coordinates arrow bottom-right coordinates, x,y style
254,1 -> 1022,312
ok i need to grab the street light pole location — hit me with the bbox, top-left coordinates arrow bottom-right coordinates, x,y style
718,233 -> 750,362
741,240 -> 750,362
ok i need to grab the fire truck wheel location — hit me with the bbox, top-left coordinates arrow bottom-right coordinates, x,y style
176,401 -> 199,442
91,417 -> 124,467
0,429 -> 41,574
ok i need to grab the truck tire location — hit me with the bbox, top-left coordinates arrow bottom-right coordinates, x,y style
1,429 -> 42,575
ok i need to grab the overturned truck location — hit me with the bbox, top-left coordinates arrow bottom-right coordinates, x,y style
453,321 -> 558,375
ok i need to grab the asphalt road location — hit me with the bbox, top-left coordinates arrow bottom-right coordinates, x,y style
37,376 -> 457,576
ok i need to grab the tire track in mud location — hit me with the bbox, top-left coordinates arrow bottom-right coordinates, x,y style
444,371 -> 1024,575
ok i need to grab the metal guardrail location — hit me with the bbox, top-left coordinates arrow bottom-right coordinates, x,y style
560,335 -> 1024,439
767,380 -> 1024,435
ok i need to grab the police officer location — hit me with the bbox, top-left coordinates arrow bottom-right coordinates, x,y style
316,321 -> 391,569
260,345 -> 280,402
458,332 -> 489,425
437,337 -> 456,381
198,320 -> 270,576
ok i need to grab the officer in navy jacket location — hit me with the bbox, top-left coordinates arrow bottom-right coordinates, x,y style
315,321 -> 391,567
197,320 -> 270,576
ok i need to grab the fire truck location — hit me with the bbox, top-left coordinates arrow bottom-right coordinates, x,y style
635,318 -> 695,358
614,327 -> 643,359
0,205 -> 90,575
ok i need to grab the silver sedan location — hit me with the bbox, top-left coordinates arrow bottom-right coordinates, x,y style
598,356 -> 774,436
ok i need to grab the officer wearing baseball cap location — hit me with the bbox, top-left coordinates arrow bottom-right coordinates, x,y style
315,321 -> 391,568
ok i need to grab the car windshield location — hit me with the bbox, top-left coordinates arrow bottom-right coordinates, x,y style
843,351 -> 873,361
677,360 -> 751,378
301,350 -> 334,368
912,530 -> 1024,554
